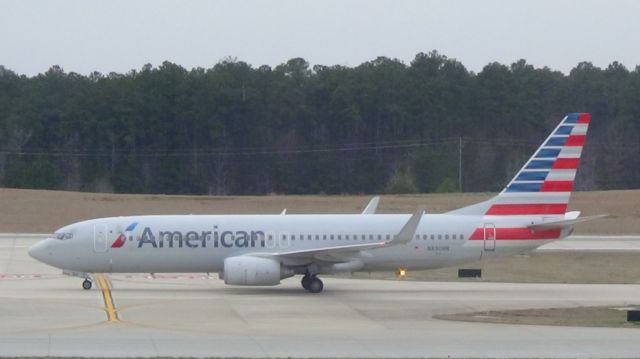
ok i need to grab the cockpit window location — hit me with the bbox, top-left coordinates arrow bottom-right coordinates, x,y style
55,232 -> 73,240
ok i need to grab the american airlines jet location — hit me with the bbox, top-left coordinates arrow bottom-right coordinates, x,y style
29,113 -> 601,293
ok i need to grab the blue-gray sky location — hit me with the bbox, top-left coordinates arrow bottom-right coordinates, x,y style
1,0 -> 638,76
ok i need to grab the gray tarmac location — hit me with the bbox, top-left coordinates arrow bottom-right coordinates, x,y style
1,235 -> 640,358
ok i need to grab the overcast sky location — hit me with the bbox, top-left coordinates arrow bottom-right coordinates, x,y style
1,0 -> 638,76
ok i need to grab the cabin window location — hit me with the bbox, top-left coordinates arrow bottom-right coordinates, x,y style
437,234 -> 442,240
422,234 -> 427,240
330,235 -> 334,240
460,234 -> 464,240
452,234 -> 457,240
445,234 -> 449,240
346,235 -> 350,240
338,235 -> 342,240
385,234 -> 390,240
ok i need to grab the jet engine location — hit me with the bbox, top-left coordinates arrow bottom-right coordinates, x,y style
223,256 -> 291,285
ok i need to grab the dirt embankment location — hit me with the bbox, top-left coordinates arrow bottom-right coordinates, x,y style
0,188 -> 637,234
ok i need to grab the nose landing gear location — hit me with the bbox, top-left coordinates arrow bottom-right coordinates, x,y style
301,273 -> 324,293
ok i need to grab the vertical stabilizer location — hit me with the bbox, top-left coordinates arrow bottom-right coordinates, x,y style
448,113 -> 590,216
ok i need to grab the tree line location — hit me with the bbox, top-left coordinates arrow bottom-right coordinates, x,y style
0,51 -> 638,195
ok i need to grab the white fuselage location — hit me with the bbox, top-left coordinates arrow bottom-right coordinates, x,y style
29,213 -> 567,274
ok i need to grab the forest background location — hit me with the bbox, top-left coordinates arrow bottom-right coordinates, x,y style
0,51 -> 637,195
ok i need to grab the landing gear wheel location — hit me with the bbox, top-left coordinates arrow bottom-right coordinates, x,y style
301,275 -> 311,290
82,279 -> 92,290
308,277 -> 324,293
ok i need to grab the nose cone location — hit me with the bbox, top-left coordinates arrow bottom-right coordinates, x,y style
28,239 -> 51,263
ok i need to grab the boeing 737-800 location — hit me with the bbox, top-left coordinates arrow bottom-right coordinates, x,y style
29,113 -> 601,293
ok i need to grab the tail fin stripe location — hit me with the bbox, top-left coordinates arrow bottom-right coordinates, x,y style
578,113 -> 591,124
526,160 -> 554,169
540,181 -> 574,192
545,169 -> 576,181
497,192 -> 570,202
563,113 -> 580,124
545,137 -> 568,146
535,148 -> 561,158
565,135 -> 586,146
558,146 -> 582,158
506,183 -> 542,192
569,124 -> 588,135
552,158 -> 580,169
487,203 -> 567,215
515,171 -> 548,181
555,126 -> 573,135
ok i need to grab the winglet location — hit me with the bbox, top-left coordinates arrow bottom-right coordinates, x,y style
387,207 -> 425,245
361,196 -> 380,215
280,208 -> 287,215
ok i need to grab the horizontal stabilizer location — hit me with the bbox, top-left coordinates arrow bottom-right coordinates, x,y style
528,214 -> 607,230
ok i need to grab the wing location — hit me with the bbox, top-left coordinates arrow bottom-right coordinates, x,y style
252,208 -> 425,266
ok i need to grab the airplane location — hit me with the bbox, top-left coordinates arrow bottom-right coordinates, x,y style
29,112 -> 602,293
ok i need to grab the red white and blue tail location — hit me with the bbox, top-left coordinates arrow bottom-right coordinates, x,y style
448,113 -> 590,216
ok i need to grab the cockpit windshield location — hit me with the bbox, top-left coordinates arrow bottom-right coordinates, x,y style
54,232 -> 73,240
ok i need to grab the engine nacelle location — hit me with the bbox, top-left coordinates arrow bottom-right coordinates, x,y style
223,256 -> 283,286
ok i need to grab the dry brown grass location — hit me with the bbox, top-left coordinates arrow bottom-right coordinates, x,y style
0,188 -> 638,233
436,305 -> 640,328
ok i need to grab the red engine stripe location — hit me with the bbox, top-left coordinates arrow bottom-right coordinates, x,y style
469,227 -> 562,241
541,181 -> 574,192
578,113 -> 591,124
486,203 -> 567,215
552,158 -> 580,169
565,135 -> 585,146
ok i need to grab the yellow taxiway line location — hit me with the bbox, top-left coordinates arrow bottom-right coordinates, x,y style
95,273 -> 119,322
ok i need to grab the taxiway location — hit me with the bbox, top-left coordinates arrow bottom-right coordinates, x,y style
1,235 -> 639,358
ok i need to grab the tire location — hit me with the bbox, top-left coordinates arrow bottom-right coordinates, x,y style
308,278 -> 323,293
301,276 -> 311,290
82,280 -> 92,290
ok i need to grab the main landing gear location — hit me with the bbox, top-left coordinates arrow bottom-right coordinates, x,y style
301,273 -> 324,293
82,279 -> 92,290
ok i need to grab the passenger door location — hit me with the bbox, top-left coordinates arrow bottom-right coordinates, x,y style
483,223 -> 496,251
93,224 -> 108,253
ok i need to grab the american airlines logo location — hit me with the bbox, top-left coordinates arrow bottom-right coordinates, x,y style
112,224 -> 270,249
138,226 -> 268,248
111,222 -> 139,248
